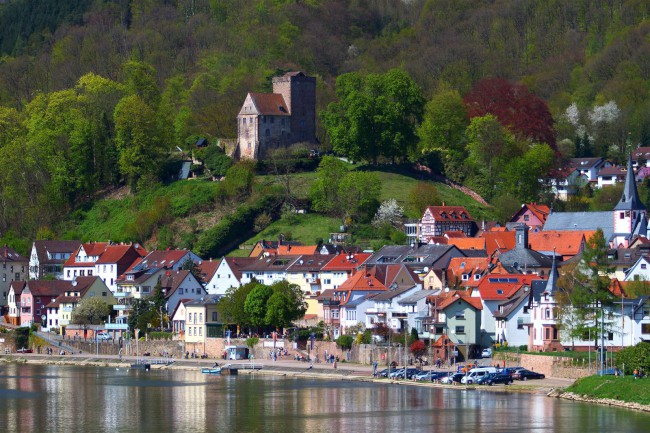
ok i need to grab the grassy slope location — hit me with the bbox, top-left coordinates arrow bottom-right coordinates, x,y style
566,376 -> 650,405
68,163 -> 494,255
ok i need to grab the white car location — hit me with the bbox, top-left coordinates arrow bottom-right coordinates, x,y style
96,332 -> 111,341
481,348 -> 492,358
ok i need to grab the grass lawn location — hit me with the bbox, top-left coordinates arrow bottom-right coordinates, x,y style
238,213 -> 342,249
566,375 -> 650,405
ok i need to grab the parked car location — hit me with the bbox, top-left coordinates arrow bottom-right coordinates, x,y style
96,332 -> 111,341
440,373 -> 465,384
481,348 -> 492,358
414,371 -> 435,381
389,368 -> 405,379
405,368 -> 421,379
512,369 -> 545,380
17,347 -> 33,353
501,367 -> 525,376
477,372 -> 513,386
375,368 -> 391,378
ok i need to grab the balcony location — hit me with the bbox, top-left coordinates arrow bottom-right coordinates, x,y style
60,306 -> 74,313
113,305 -> 130,311
322,299 -> 340,306
113,291 -> 130,298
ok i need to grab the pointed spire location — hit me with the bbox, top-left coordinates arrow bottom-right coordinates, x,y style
544,250 -> 558,295
615,153 -> 646,211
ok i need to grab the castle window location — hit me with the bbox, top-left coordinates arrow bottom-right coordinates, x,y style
243,118 -> 246,125
262,116 -> 266,124
265,129 -> 270,137
281,118 -> 285,126
270,117 -> 274,124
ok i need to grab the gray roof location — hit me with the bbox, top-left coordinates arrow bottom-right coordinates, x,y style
531,279 -> 548,303
498,247 -> 553,271
615,154 -> 645,211
398,290 -> 436,305
186,295 -> 223,306
544,255 -> 559,295
543,211 -> 614,241
366,244 -> 462,270
371,285 -> 418,301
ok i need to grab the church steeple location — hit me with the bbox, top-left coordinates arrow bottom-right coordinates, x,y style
544,251 -> 558,295
615,153 -> 645,211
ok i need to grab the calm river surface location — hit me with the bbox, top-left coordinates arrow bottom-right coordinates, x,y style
1,364 -> 649,432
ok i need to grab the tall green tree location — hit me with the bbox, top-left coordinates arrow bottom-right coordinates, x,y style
338,171 -> 382,222
71,297 -> 112,325
217,280 -> 258,327
114,94 -> 165,191
244,283 -> 274,328
308,156 -> 348,214
323,69 -> 424,164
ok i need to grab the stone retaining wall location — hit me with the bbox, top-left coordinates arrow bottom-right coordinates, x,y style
494,352 -> 597,379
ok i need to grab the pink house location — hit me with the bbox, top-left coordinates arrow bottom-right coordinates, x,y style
19,280 -> 70,327
508,203 -> 550,230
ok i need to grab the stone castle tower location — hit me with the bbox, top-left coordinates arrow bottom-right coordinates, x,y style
236,72 -> 316,160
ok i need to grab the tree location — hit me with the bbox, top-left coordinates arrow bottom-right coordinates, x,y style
336,335 -> 354,351
217,280 -> 257,327
338,171 -> 381,222
464,78 -> 556,149
323,69 -> 424,164
114,94 -> 165,191
181,257 -> 202,283
501,144 -> 556,202
466,114 -> 518,191
222,161 -> 255,199
407,182 -> 440,217
417,89 -> 468,178
372,199 -> 404,229
267,280 -> 307,326
557,230 -> 616,346
244,284 -> 274,328
410,340 -> 427,359
309,156 -> 348,214
71,298 -> 112,325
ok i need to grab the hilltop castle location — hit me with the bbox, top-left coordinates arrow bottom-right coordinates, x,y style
235,71 -> 316,160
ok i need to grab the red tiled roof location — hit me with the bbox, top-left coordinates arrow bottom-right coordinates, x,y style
248,93 -> 290,116
481,231 -> 516,256
337,270 -> 387,292
96,245 -> 136,264
198,259 -> 219,282
526,203 -> 551,222
427,290 -> 483,310
444,231 -> 466,238
476,274 -> 542,300
25,280 -> 71,297
424,206 -> 474,222
321,253 -> 371,271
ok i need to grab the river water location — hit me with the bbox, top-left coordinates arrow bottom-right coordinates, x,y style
0,364 -> 648,432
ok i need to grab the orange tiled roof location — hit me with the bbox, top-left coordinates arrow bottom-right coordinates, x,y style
481,231 -> 516,256
528,231 -> 593,257
424,206 -> 474,222
277,245 -> 318,255
476,274 -> 542,300
321,253 -> 371,271
447,237 -> 486,250
428,290 -> 483,310
337,270 -> 387,292
248,93 -> 290,116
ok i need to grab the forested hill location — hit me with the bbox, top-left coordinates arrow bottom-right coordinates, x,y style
0,0 -> 649,248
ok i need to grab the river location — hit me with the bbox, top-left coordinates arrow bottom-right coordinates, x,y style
0,364 -> 648,432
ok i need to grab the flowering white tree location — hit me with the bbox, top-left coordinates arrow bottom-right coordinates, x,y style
372,199 -> 404,228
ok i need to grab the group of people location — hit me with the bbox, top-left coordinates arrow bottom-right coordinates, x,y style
269,348 -> 289,361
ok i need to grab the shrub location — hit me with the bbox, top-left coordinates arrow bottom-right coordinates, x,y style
246,337 -> 259,349
336,335 -> 354,350
616,342 -> 650,375
148,332 -> 172,340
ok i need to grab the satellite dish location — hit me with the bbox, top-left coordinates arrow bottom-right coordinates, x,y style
423,267 -> 429,273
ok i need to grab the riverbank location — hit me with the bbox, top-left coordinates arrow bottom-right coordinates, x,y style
549,375 -> 650,413
1,352 -> 569,395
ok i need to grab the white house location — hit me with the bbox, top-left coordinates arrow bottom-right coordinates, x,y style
203,257 -> 258,295
29,240 -> 81,280
493,288 -> 533,348
624,256 -> 650,282
239,255 -> 301,286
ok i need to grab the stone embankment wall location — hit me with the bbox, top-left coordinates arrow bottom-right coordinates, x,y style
495,352 -> 596,379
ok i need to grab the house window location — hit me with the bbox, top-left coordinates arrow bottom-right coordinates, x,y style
524,214 -> 530,221
642,264 -> 647,270
212,312 -> 218,321
455,326 -> 465,334
199,313 -> 203,323
642,323 -> 650,334
461,274 -> 469,281
199,327 -> 202,336
455,313 -> 465,320
545,309 -> 551,319
324,279 -> 331,285
620,212 -> 625,219
474,274 -> 480,281
523,306 -> 529,314
331,310 -> 339,319
102,292 -> 107,297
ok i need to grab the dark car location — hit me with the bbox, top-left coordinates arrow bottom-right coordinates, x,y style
375,368 -> 391,378
405,368 -> 421,379
512,369 -> 545,380
477,372 -> 513,386
501,367 -> 524,376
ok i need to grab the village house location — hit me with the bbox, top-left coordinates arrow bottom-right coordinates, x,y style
397,290 -> 432,339
418,206 -> 477,241
44,276 -> 114,333
0,245 -> 28,313
63,242 -> 147,292
528,257 -> 562,352
493,286 -> 534,349
29,240 -> 81,280
235,71 -> 316,160
19,280 -> 70,327
6,281 -> 25,325
497,224 -> 554,275
366,244 -> 465,275
239,255 -> 302,286
204,257 -> 258,295
446,257 -> 491,290
423,290 -> 483,360
364,284 -> 422,334
507,203 -> 550,230
184,295 -> 223,356
319,252 -> 370,291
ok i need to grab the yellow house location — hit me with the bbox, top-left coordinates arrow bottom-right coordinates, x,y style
184,295 -> 223,356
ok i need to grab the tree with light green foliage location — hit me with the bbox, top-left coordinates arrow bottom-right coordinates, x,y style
309,156 -> 348,214
244,284 -> 274,328
71,297 -> 112,325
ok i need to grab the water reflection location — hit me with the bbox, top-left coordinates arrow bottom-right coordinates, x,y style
0,364 -> 648,433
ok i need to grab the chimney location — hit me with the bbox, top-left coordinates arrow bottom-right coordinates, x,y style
515,223 -> 529,249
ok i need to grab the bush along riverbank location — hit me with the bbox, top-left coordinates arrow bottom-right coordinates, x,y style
551,375 -> 650,412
